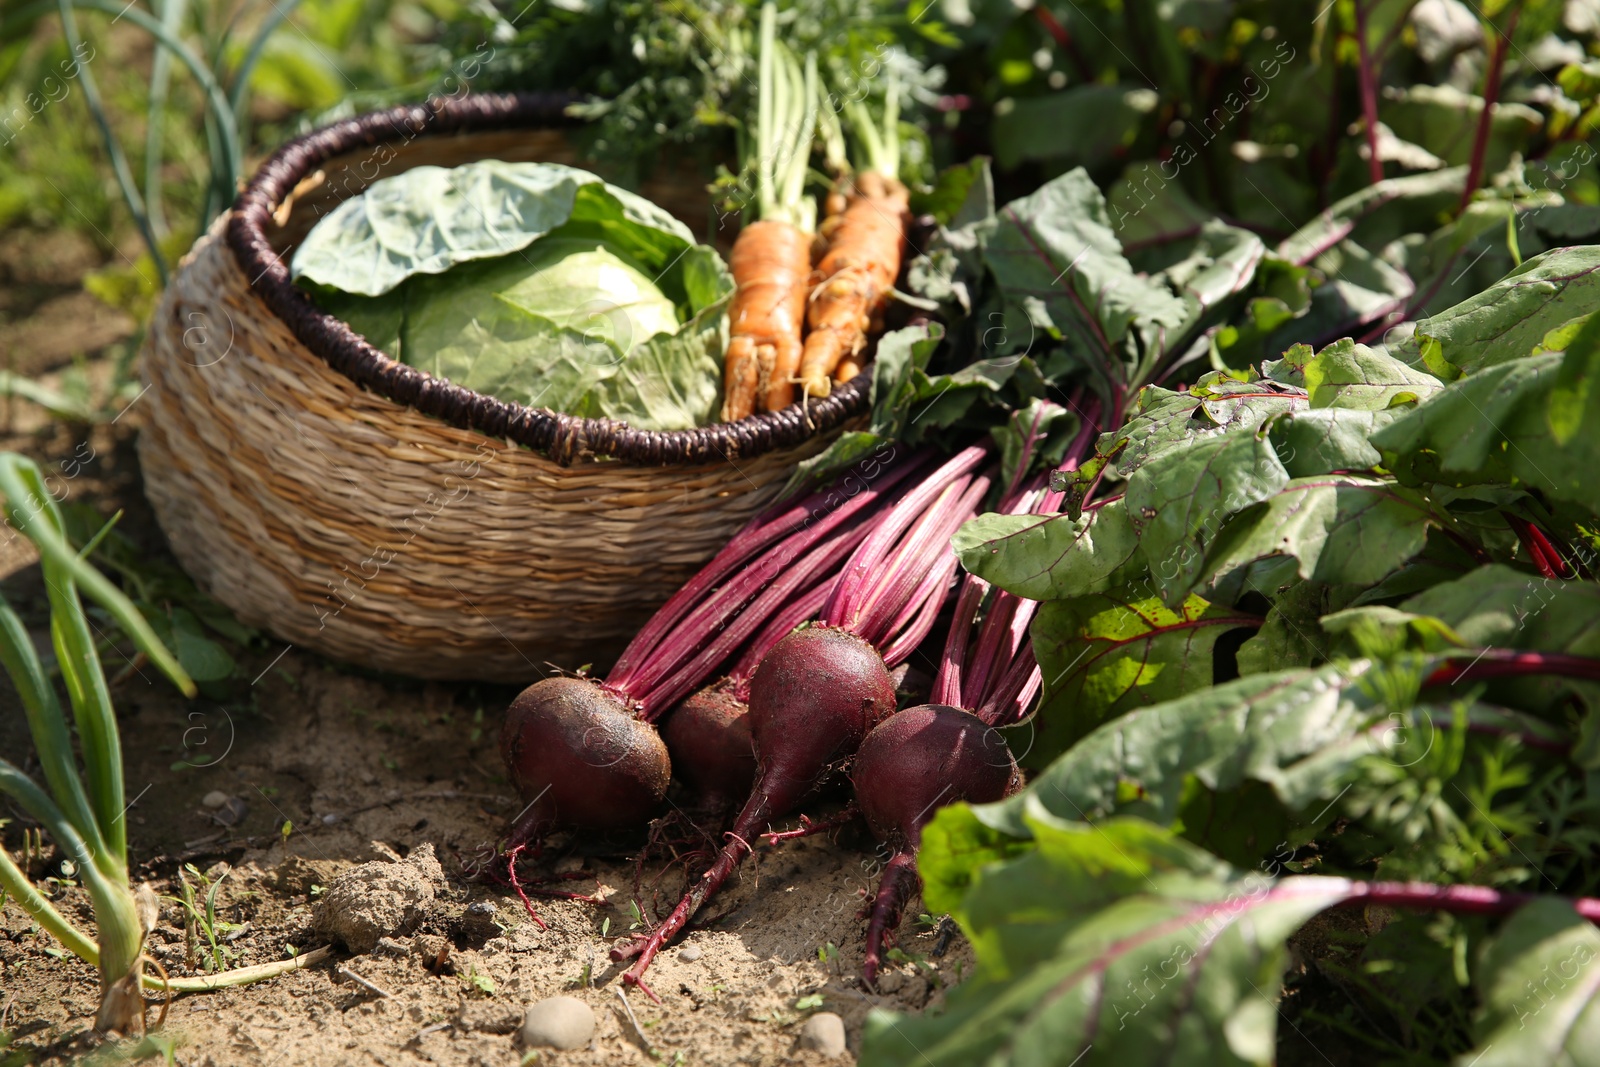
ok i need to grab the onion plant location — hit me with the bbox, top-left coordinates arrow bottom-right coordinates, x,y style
0,453 -> 325,1035
0,0 -> 289,281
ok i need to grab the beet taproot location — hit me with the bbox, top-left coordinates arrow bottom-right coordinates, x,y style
500,676 -> 671,840
851,704 -> 1021,982
661,678 -> 757,807
615,626 -> 897,995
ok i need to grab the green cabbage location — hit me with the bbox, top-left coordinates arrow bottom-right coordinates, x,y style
292,161 -> 731,431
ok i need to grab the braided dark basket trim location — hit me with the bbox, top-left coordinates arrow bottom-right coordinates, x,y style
226,91 -> 870,467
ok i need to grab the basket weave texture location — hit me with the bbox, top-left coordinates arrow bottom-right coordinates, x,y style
137,94 -> 863,681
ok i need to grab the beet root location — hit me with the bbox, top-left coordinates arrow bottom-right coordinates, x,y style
500,676 -> 671,841
853,704 -> 1022,848
851,704 -> 1022,983
746,626 -> 898,801
662,678 -> 756,808
616,626 -> 898,996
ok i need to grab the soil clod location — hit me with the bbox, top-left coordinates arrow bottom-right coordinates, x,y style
314,843 -> 446,953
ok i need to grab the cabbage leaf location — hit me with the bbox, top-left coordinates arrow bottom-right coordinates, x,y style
292,161 -> 731,431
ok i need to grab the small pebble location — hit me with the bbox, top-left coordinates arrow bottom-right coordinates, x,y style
467,901 -> 498,917
518,996 -> 595,1051
201,790 -> 230,809
679,945 -> 703,963
799,1012 -> 847,1057
212,796 -> 249,827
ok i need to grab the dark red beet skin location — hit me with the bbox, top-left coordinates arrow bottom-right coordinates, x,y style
853,704 -> 1022,848
851,704 -> 1021,983
616,626 -> 898,996
662,679 -> 757,806
500,677 -> 671,837
746,626 -> 898,804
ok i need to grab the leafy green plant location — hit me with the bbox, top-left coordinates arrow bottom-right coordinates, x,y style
443,0 -> 946,187
0,453 -> 325,1035
0,0 -> 452,281
858,22 -> 1600,1050
864,156 -> 1600,1062
940,1 -> 1598,307
863,814 -> 1600,1067
165,864 -> 241,973
463,965 -> 497,996
57,501 -> 258,688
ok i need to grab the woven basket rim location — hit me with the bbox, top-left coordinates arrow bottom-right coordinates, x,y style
226,90 -> 869,467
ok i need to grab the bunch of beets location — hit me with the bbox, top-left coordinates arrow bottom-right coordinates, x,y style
499,442 -> 1059,997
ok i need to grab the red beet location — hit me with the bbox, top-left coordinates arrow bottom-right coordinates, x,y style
496,451 -> 924,855
851,704 -> 1021,983
746,626 -> 898,803
662,678 -> 757,807
614,447 -> 995,996
616,625 -> 897,995
500,677 -> 671,840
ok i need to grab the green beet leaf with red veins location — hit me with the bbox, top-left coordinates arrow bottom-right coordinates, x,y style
856,12 -> 1600,1062
863,206 -> 1600,1067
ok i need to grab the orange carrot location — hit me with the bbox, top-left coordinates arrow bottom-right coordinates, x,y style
721,220 -> 815,421
797,171 -> 909,400
718,7 -> 818,421
722,336 -> 761,422
818,182 -> 849,242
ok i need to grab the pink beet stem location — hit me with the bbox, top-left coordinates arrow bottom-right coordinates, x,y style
1009,593 -> 1042,649
608,489 -> 825,684
853,473 -> 987,642
871,476 -> 994,665
931,482 -> 1051,706
625,498 -> 882,692
963,591 -> 1022,708
964,586 -> 1041,711
608,450 -> 929,693
738,460 -> 991,681
878,552 -> 963,669
822,477 -> 941,626
862,851 -> 918,986
638,510 -> 878,717
732,581 -> 833,679
1425,649 -> 1600,688
822,491 -> 934,627
942,484 -> 1061,714
1341,880 -> 1600,922
975,643 -> 1041,727
1527,524 -> 1574,578
824,446 -> 990,627
932,575 -> 988,707
1009,663 -> 1043,726
621,455 -> 930,704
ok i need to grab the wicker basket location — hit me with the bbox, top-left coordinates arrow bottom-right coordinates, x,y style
137,93 -> 869,682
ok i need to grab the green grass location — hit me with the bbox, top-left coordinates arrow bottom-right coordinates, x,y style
0,0 -> 458,285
